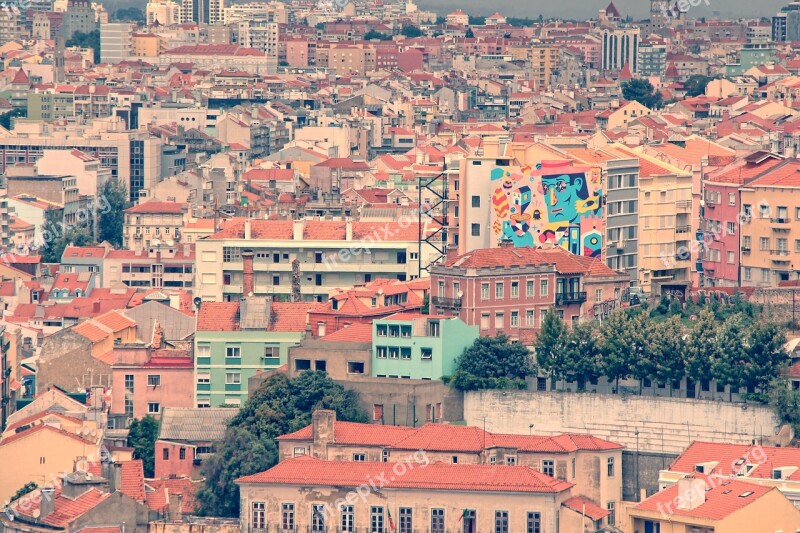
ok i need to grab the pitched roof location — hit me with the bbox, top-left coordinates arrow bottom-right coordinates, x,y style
93,310 -> 136,333
634,475 -> 774,521
72,320 -> 111,344
145,477 -> 199,513
237,456 -> 574,493
124,200 -> 186,214
444,246 -> 621,277
270,302 -> 327,332
158,407 -> 237,442
321,323 -> 374,342
669,440 -> 800,481
562,496 -> 610,521
196,302 -> 240,331
87,460 -> 146,502
14,488 -> 109,526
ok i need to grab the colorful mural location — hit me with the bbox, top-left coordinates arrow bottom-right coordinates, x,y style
490,161 -> 604,258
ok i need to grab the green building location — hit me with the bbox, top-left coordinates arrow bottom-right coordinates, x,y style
195,298 -> 313,407
371,313 -> 479,380
726,43 -> 777,76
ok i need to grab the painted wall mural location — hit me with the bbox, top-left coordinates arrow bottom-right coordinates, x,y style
490,161 -> 604,258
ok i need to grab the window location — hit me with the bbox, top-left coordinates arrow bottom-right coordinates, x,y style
382,449 -> 389,462
370,506 -> 384,533
431,509 -> 445,533
760,237 -> 770,251
353,453 -> 367,462
526,310 -> 535,327
727,221 -> 735,234
147,402 -> 160,414
225,372 -> 241,385
571,457 -> 576,478
481,283 -> 490,300
377,325 -> 387,337
542,459 -> 554,477
506,456 -> 516,465
607,502 -> 616,525
399,507 -> 412,533
373,404 -> 384,422
179,447 -> 186,460
762,268 -> 771,283
421,348 -> 433,359
311,504 -> 325,532
595,289 -> 602,302
124,374 -> 134,393
608,457 -> 615,477
526,512 -> 541,533
147,375 -> 161,387
282,503 -> 295,531
293,447 -> 306,457
540,279 -> 548,296
452,456 -> 459,464
376,347 -> 387,358
252,502 -> 265,530
347,361 -> 365,374
728,192 -> 736,205
162,448 -> 169,460
225,346 -> 241,358
526,280 -> 534,297
341,505 -> 354,533
471,223 -> 480,236
495,312 -> 504,329
510,311 -> 518,327
727,251 -> 735,264
480,313 -> 490,329
471,195 -> 481,207
495,282 -> 504,299
759,204 -> 770,218
495,511 -> 509,533
744,267 -> 751,281
196,345 -> 210,358
511,281 -> 519,298
778,238 -> 789,253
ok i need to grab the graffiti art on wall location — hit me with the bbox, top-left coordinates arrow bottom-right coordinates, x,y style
490,161 -> 604,258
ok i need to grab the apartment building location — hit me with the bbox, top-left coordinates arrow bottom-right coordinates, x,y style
430,244 -> 628,342
6,172 -> 80,226
194,218 -> 439,303
634,151 -> 694,295
739,159 -> 800,286
371,313 -> 478,380
0,117 -> 163,202
194,297 -> 321,407
123,200 -> 189,250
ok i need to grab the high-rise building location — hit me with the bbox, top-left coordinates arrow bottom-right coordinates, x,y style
100,22 -> 134,65
772,1 -> 800,42
146,0 -> 181,25
180,0 -> 224,24
599,27 -> 639,72
60,0 -> 97,41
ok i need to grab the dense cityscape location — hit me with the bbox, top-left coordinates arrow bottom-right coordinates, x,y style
1,0 -> 800,531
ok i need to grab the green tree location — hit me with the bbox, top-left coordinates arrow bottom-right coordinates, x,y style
741,321 -> 789,401
770,378 -> 800,434
535,310 -> 569,388
66,30 -> 101,64
465,27 -> 475,38
683,75 -> 713,97
651,316 -> 686,396
713,313 -> 748,400
127,416 -> 159,478
598,311 -> 637,392
400,25 -> 424,38
562,322 -> 601,390
114,7 -> 145,22
364,30 -> 391,40
621,78 -> 663,109
98,179 -> 131,247
451,335 -> 534,391
10,482 -> 37,502
196,372 -> 367,517
684,310 -> 719,399
40,208 -> 92,263
421,293 -> 430,314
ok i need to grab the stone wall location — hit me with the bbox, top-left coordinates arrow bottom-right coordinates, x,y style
464,390 -> 779,455
622,450 -> 678,502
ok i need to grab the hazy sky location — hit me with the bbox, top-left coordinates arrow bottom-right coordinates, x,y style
416,0 -> 788,19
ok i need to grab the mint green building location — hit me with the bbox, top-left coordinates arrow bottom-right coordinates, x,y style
195,300 -> 310,407
371,314 -> 479,380
726,43 -> 777,76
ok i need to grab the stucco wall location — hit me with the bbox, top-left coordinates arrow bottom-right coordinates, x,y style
464,391 -> 778,455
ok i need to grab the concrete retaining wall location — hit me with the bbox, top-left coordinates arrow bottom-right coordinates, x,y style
464,390 -> 779,454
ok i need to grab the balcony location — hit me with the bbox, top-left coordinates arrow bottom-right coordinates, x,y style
770,217 -> 790,225
432,296 -> 462,309
676,225 -> 691,234
741,246 -> 751,255
556,291 -> 587,306
676,200 -> 691,210
770,249 -> 790,256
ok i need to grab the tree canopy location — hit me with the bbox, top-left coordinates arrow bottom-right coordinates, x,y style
364,30 -> 392,41
196,371 -> 367,517
127,416 -> 159,478
683,75 -> 713,97
66,30 -> 100,64
400,25 -> 424,38
98,179 -> 131,247
621,78 -> 663,109
451,334 -> 534,391
40,207 -> 93,263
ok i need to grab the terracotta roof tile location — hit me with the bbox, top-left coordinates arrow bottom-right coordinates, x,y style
320,323 -> 374,342
563,496 -> 610,520
87,460 -> 146,502
669,440 -> 800,481
72,320 -> 110,343
270,302 -> 327,332
237,456 -> 574,493
0,423 -> 93,448
93,310 -> 136,333
146,477 -> 200,513
196,302 -> 240,331
125,200 -> 187,214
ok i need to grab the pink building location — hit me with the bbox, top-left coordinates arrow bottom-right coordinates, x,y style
702,153 -> 783,287
285,37 -> 311,67
110,335 -> 193,424
430,244 -> 629,343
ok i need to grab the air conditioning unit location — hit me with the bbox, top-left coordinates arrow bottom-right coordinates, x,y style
617,240 -> 625,250
606,241 -> 616,248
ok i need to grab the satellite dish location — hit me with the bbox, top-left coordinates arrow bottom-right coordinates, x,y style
193,297 -> 202,309
32,509 -> 40,519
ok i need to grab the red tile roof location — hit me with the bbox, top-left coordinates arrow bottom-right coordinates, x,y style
0,423 -> 94,447
445,246 -> 621,277
634,475 -> 773,521
51,272 -> 92,293
562,496 -> 611,521
124,200 -> 187,214
196,302 -> 240,331
93,310 -> 136,332
669,440 -> 800,481
747,160 -> 800,187
63,246 -> 107,259
72,320 -> 110,343
4,410 -> 83,433
87,460 -> 146,502
271,302 -> 327,332
320,322 -> 374,342
237,456 -> 574,493
145,477 -> 200,513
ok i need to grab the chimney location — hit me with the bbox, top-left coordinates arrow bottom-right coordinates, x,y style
676,476 -> 706,511
39,487 -> 55,520
242,250 -> 255,296
111,462 -> 122,493
93,300 -> 101,313
244,218 -> 251,240
183,243 -> 190,257
345,220 -> 353,241
312,409 -> 336,459
499,238 -> 514,248
168,491 -> 183,521
293,220 -> 304,241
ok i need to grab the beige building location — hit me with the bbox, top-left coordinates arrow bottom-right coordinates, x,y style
237,456 -> 572,533
132,33 -> 166,57
123,199 -> 189,250
529,44 -> 561,89
275,410 -> 623,528
596,101 -> 653,130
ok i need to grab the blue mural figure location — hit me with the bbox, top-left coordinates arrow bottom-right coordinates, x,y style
583,230 -> 603,258
541,173 -> 600,225
502,220 -> 534,247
